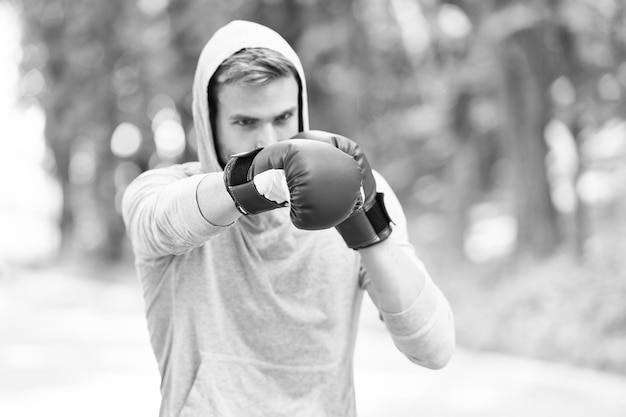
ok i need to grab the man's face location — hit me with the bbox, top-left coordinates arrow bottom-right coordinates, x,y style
215,75 -> 299,163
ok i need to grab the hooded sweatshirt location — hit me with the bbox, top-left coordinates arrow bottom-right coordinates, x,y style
122,20 -> 454,417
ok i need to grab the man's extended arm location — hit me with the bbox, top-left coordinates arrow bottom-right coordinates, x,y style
122,140 -> 362,259
121,163 -> 236,259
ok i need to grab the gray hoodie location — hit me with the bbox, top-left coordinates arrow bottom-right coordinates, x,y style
122,20 -> 454,417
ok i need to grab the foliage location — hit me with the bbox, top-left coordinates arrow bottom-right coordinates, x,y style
18,0 -> 626,263
441,216 -> 626,375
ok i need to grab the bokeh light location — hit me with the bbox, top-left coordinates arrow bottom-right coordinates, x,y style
138,0 -> 170,16
69,146 -> 96,185
152,107 -> 185,160
438,4 -> 472,40
111,122 -> 143,158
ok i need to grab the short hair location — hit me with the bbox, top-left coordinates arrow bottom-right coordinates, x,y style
212,47 -> 299,87
207,47 -> 303,167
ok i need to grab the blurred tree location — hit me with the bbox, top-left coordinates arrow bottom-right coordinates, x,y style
494,2 -> 564,257
17,0 -> 626,266
19,0 -> 156,260
550,0 -> 626,259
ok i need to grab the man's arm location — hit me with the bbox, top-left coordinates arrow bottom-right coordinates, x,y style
123,140 -> 361,259
196,172 -> 243,226
289,130 -> 454,368
360,172 -> 455,369
122,163 -> 238,259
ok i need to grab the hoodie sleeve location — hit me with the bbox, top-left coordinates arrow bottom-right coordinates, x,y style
375,263 -> 456,369
363,172 -> 455,369
122,163 -> 233,259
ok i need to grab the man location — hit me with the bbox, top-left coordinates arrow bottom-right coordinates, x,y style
122,20 -> 454,417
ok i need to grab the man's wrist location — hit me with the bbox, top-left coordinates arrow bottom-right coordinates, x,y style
336,193 -> 393,249
196,172 -> 242,226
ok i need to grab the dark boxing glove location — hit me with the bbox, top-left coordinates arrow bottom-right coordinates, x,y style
292,130 -> 393,249
223,139 -> 362,230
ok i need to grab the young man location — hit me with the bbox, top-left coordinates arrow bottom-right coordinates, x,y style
122,20 -> 454,417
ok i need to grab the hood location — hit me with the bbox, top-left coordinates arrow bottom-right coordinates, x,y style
192,20 -> 310,173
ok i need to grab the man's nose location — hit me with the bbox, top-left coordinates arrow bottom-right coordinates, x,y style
255,124 -> 279,148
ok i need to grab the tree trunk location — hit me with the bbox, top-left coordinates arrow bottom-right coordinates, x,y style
498,23 -> 561,257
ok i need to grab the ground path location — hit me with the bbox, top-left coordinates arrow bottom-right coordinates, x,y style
1,264 -> 625,416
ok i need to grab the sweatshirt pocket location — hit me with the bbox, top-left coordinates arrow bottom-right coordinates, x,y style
178,352 -> 351,417
178,357 -> 232,417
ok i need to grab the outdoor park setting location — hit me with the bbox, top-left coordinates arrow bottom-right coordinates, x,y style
2,0 -> 626,415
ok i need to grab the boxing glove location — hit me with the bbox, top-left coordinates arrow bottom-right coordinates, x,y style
223,139 -> 362,230
293,130 -> 393,248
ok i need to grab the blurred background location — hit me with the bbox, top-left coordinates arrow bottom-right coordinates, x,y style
2,0 -> 626,415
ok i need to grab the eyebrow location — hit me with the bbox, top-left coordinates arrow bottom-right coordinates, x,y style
229,114 -> 258,121
228,106 -> 297,121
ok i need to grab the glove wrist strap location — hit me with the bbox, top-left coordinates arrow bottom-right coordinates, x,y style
336,193 -> 393,249
223,148 -> 286,215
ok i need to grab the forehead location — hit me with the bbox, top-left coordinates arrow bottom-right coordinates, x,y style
217,76 -> 299,117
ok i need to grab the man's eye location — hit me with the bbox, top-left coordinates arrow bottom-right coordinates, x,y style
276,112 -> 293,123
234,119 -> 255,127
